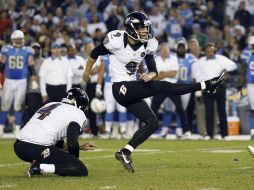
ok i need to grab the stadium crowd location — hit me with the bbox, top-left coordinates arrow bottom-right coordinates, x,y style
0,0 -> 254,140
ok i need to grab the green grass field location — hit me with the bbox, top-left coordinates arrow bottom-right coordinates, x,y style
0,139 -> 254,190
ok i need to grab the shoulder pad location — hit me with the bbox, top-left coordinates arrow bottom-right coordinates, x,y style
24,46 -> 35,55
187,54 -> 195,63
103,30 -> 124,52
146,37 -> 158,55
1,45 -> 13,53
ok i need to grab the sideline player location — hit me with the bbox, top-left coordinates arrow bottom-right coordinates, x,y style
83,11 -> 226,172
100,54 -> 128,138
0,30 -> 37,136
14,88 -> 96,177
240,36 -> 254,139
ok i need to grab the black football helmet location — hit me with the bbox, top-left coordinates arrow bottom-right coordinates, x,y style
61,88 -> 89,113
124,11 -> 153,43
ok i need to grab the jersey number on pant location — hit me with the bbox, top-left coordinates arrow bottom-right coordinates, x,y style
37,103 -> 61,120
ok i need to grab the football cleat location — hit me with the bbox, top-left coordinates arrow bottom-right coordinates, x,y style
115,150 -> 135,173
26,160 -> 42,177
206,71 -> 226,93
248,145 -> 254,157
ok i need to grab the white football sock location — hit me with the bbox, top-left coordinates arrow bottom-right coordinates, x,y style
40,164 -> 55,173
124,144 -> 134,152
200,81 -> 206,90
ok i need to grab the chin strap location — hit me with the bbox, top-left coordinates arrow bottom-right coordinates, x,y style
61,98 -> 77,107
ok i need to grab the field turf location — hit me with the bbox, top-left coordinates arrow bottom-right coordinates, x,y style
0,139 -> 254,190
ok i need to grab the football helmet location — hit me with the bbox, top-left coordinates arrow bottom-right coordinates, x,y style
61,88 -> 89,112
124,11 -> 153,43
11,30 -> 25,48
90,98 -> 106,113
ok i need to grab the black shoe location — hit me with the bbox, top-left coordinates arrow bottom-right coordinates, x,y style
26,160 -> 42,177
206,71 -> 226,93
115,150 -> 134,173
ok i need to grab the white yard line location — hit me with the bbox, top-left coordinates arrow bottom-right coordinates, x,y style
80,145 -> 247,160
100,185 -> 117,190
0,145 -> 248,167
0,163 -> 26,167
233,166 -> 254,170
0,184 -> 18,189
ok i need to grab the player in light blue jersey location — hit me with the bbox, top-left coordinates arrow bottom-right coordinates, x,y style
176,38 -> 195,85
240,36 -> 254,139
174,37 -> 194,137
241,47 -> 251,64
100,55 -> 128,138
0,30 -> 37,136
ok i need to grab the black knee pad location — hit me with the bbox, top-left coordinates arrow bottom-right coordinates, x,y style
146,117 -> 160,132
56,160 -> 88,177
73,161 -> 88,176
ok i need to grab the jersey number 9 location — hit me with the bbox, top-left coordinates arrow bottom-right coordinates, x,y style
9,56 -> 24,69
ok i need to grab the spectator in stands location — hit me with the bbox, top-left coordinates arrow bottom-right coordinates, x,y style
190,23 -> 208,49
166,8 -> 184,48
26,0 -> 38,18
234,24 -> 247,51
207,0 -> 224,29
178,1 -> 193,37
53,7 -> 64,25
234,1 -> 251,30
0,10 -> 12,36
64,7 -> 79,31
87,13 -> 107,38
92,28 -> 105,46
206,25 -> 222,44
196,5 -> 209,32
34,6 -> 48,24
39,43 -> 73,103
78,0 -> 92,16
86,3 -> 104,23
103,0 -> 118,21
31,17 -> 41,35
148,5 -> 167,42
105,3 -> 128,32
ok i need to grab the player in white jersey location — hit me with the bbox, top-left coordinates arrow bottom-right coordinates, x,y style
14,88 -> 96,177
83,11 -> 226,173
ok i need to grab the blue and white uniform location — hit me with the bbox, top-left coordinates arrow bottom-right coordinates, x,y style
177,53 -> 195,109
102,55 -> 127,134
241,47 -> 252,64
0,45 -> 34,127
246,53 -> 254,134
